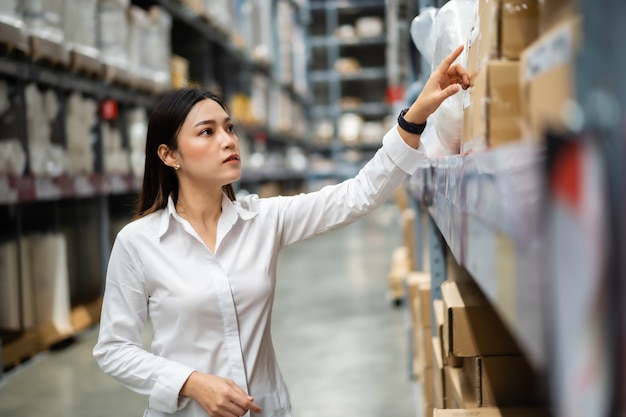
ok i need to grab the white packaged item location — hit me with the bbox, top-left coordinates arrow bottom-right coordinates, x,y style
147,6 -> 172,87
0,139 -> 27,176
0,238 -> 35,330
20,0 -> 65,42
338,113 -> 364,145
29,233 -> 73,335
410,0 -> 476,156
360,121 -> 386,145
98,0 -> 130,70
0,1 -> 17,18
128,107 -> 147,178
65,93 -> 96,175
63,0 -> 99,60
355,16 -> 384,38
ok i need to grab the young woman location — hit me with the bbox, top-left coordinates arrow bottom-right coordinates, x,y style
93,45 -> 470,417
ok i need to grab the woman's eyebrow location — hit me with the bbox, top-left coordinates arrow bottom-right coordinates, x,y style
193,117 -> 231,128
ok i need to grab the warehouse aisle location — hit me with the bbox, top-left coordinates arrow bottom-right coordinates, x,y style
0,203 -> 415,417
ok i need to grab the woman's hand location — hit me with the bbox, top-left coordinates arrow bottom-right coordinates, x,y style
181,372 -> 262,417
398,45 -> 471,148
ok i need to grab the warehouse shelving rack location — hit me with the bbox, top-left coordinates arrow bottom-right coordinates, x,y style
0,0 -> 312,377
403,0 -> 624,416
307,0 -> 391,184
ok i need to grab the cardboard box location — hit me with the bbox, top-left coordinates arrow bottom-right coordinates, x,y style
464,356 -> 540,407
434,408 -> 552,417
415,323 -> 433,375
500,0 -> 540,60
432,336 -> 446,409
401,209 -> 416,271
519,15 -> 581,141
462,60 -> 522,152
488,61 -> 522,147
434,299 -> 463,367
538,0 -> 578,32
471,0 -> 539,67
446,365 -> 478,409
442,281 -> 521,357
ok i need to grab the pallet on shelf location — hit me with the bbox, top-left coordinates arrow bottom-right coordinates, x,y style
1,330 -> 39,372
30,35 -> 69,67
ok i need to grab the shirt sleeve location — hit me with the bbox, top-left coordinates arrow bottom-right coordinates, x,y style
277,126 -> 424,247
93,232 -> 196,413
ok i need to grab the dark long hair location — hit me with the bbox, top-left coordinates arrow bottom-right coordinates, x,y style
135,88 -> 236,219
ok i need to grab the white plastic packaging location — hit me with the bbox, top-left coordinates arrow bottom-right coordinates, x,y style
98,0 -> 130,70
410,0 -> 476,157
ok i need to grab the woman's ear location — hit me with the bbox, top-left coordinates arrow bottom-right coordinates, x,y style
158,144 -> 179,170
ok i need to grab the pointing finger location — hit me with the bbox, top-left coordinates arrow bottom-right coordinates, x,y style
437,44 -> 464,73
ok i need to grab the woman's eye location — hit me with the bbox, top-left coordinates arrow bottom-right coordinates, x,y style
227,124 -> 235,133
200,128 -> 213,136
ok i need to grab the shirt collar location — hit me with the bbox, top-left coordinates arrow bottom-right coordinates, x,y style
158,193 -> 258,239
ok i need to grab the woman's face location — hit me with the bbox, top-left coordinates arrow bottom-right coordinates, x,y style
174,98 -> 241,188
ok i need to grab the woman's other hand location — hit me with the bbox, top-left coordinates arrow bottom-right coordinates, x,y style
181,372 -> 262,417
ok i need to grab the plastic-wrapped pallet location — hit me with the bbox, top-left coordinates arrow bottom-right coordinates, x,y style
98,0 -> 130,72
250,0 -> 273,63
0,239 -> 35,330
19,0 -> 65,42
63,0 -> 98,51
127,6 -> 151,84
128,107 -> 147,178
147,6 -> 172,89
0,1 -> 17,18
29,233 -> 73,338
66,92 -> 97,175
0,80 -> 26,176
25,83 -> 68,176
103,122 -> 130,175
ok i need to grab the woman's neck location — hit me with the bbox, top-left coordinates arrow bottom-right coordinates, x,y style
175,186 -> 223,226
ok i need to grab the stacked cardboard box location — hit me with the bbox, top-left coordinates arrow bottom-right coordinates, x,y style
426,279 -> 550,416
388,187 -> 416,302
462,0 -> 539,152
462,0 -> 581,152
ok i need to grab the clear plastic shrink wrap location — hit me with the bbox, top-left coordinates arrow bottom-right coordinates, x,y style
25,84 -> 68,177
98,0 -> 130,71
410,0 -> 476,157
0,80 -> 27,176
128,107 -> 148,178
66,93 -> 97,175
63,0 -> 98,57
19,0 -> 65,43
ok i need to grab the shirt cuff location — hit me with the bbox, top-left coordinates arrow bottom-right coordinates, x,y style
382,125 -> 425,175
148,365 -> 197,413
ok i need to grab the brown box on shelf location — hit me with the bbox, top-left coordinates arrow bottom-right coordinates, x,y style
472,0 -> 539,67
434,408 -> 552,417
464,355 -> 540,407
519,15 -> 581,141
434,299 -> 463,367
401,209 -> 416,271
431,336 -> 446,409
442,280 -> 521,357
170,55 -> 190,89
539,0 -> 578,33
488,61 -> 522,147
414,324 -> 433,379
462,60 -> 522,151
446,365 -> 478,409
500,0 -> 540,60
388,246 -> 410,302
407,271 -> 432,328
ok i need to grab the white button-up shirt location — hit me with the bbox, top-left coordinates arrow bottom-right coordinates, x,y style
93,127 -> 422,417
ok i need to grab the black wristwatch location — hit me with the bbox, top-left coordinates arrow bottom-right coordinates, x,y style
397,108 -> 427,135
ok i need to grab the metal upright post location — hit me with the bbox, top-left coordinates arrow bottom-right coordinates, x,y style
427,214 -> 446,330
